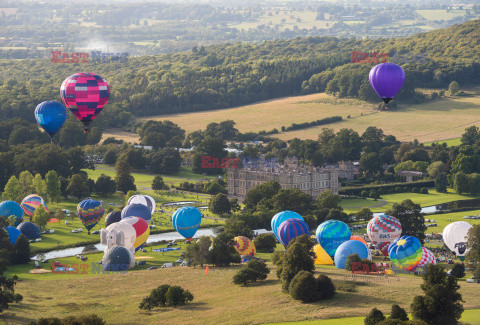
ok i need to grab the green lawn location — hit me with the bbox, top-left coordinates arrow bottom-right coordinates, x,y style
424,137 -> 461,147
424,209 -> 480,234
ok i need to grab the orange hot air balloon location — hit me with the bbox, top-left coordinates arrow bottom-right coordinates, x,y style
351,235 -> 368,246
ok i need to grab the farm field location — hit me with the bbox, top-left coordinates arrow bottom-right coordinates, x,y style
4,253 -> 480,325
416,9 -> 467,21
109,93 -> 480,144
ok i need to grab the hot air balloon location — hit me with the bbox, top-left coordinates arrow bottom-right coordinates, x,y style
120,217 -> 150,252
316,220 -> 351,257
367,214 -> 402,256
271,211 -> 303,240
60,72 -> 110,133
172,206 -> 202,240
415,247 -> 436,270
34,101 -> 67,142
350,235 -> 368,246
313,244 -> 334,265
103,246 -> 133,271
127,194 -> 156,215
5,226 -> 22,245
334,240 -> 371,269
443,221 -> 472,261
77,199 -> 105,234
21,195 -> 49,217
233,236 -> 256,257
277,218 -> 310,246
388,236 -> 422,271
17,222 -> 41,240
121,204 -> 152,224
0,201 -> 24,225
105,210 -> 122,228
369,63 -> 405,108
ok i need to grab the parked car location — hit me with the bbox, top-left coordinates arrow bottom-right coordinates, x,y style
148,266 -> 157,270
161,263 -> 174,268
138,260 -> 147,266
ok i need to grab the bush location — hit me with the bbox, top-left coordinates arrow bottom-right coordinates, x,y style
316,274 -> 335,300
345,253 -> 362,271
281,243 -> 314,291
365,308 -> 386,325
233,260 -> 270,286
254,233 -> 277,252
390,304 -> 409,321
139,284 -> 193,310
165,286 -> 194,308
361,190 -> 369,198
450,263 -> 465,278
32,314 -> 106,325
271,251 -> 284,266
419,187 -> 428,194
289,271 -> 317,302
412,187 -> 420,193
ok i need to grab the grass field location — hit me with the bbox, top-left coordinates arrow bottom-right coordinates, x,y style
424,137 -> 461,147
416,9 -> 467,21
108,93 -> 480,144
4,254 -> 480,325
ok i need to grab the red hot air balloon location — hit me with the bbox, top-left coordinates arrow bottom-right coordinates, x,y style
60,72 -> 110,133
369,63 -> 405,108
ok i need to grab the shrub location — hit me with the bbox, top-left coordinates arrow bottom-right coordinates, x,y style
412,187 -> 420,193
32,314 -> 106,325
233,260 -> 270,286
281,243 -> 314,291
316,274 -> 335,300
420,187 -> 428,194
139,284 -> 193,310
361,190 -> 369,198
271,251 -> 284,265
289,271 -> 317,302
450,263 -> 465,278
166,286 -> 193,308
390,304 -> 409,321
365,308 -> 386,325
254,233 -> 277,252
345,253 -> 362,271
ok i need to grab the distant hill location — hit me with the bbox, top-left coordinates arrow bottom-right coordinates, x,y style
1,20 -> 480,128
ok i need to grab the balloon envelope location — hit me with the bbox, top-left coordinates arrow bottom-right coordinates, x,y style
334,240 -> 370,269
105,211 -> 122,228
17,222 -> 41,240
313,244 -> 334,265
271,211 -> 303,239
127,194 -> 156,215
121,204 -> 152,224
350,235 -> 368,246
388,236 -> 422,271
415,247 -> 436,269
367,214 -> 402,256
60,72 -> 110,129
316,220 -> 351,257
34,101 -> 67,138
77,199 -> 104,232
172,206 -> 202,240
120,217 -> 150,252
103,246 -> 133,271
0,201 -> 24,219
443,221 -> 472,259
369,63 -> 405,104
21,194 -> 49,217
5,226 -> 22,245
233,236 -> 256,256
277,218 -> 309,246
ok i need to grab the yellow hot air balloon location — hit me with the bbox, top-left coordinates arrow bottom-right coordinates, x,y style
234,236 -> 256,257
313,244 -> 334,265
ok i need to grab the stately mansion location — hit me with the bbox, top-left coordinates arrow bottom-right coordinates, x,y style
227,157 -> 341,201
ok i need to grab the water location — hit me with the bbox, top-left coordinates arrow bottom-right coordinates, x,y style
32,228 -> 216,260
373,205 -> 437,218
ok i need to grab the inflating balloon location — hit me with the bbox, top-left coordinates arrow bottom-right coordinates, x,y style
313,244 -> 334,265
127,194 -> 156,215
5,226 -> 22,245
415,247 -> 436,269
367,214 -> 402,256
271,210 -> 303,240
105,210 -> 122,228
120,217 -> 150,252
103,246 -> 133,271
21,194 -> 49,217
277,218 -> 309,246
233,236 -> 256,257
350,235 -> 368,246
0,201 -> 24,222
172,206 -> 202,240
77,199 -> 105,234
369,63 -> 405,107
443,221 -> 472,260
60,72 -> 110,133
334,240 -> 370,269
121,204 -> 152,224
34,101 -> 67,142
101,222 -> 136,253
316,220 -> 351,257
388,236 -> 422,271
17,222 -> 41,240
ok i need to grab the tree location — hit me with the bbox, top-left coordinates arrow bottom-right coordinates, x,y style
316,274 -> 336,300
30,314 -> 106,325
209,193 -> 231,215
355,208 -> 373,223
185,236 -> 211,268
66,174 -> 90,200
435,173 -> 448,193
254,234 -> 277,252
32,174 -> 47,199
115,158 -> 136,194
18,170 -> 34,199
139,284 -> 171,310
233,260 -> 270,286
365,308 -> 386,325
450,263 -> 465,279
148,148 -> 181,174
11,234 -> 30,265
271,188 -> 314,215
289,270 -> 317,302
453,172 -> 469,194
411,264 -> 463,325
448,81 -> 459,95
466,225 -> 480,278
360,152 -> 383,175
54,209 -> 66,221
316,190 -> 341,209
33,205 -> 49,230
224,218 -> 253,238
152,175 -> 168,191
369,189 -> 380,200
427,161 -> 445,179
345,253 -> 362,271
165,286 -> 188,308
390,304 -> 409,321
386,200 -> 426,244
281,242 -> 315,291
230,198 -> 241,213
45,170 -> 61,202
2,176 -> 20,201
206,233 -> 240,266
95,174 -> 116,196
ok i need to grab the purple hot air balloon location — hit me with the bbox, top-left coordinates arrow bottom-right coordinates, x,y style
278,218 -> 310,247
369,63 -> 405,106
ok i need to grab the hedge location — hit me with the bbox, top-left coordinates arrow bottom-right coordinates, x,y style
339,180 -> 435,196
